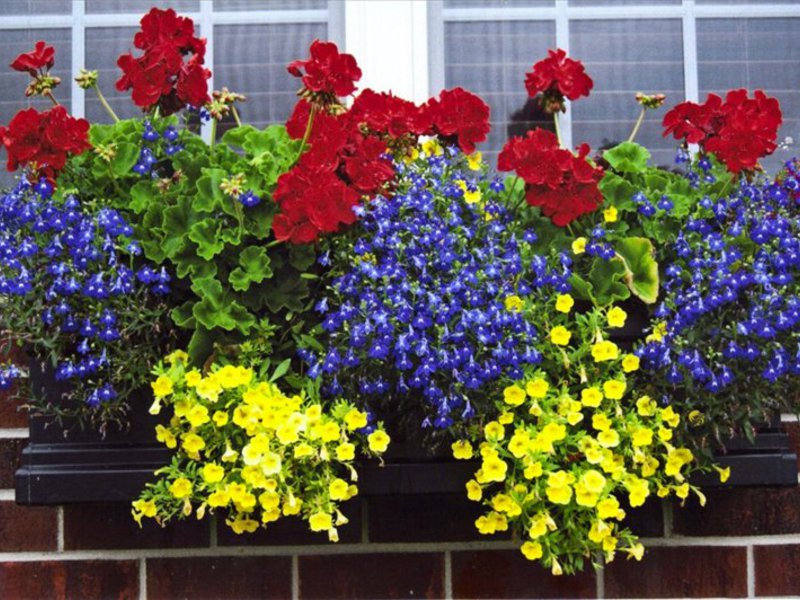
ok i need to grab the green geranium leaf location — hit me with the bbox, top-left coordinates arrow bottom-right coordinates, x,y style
263,268 -> 310,313
288,244 -> 316,271
604,142 -> 651,174
615,236 -> 660,304
195,168 -> 234,215
229,246 -> 273,292
598,173 -> 637,213
171,300 -> 196,329
110,142 -> 140,177
162,196 -> 202,258
191,276 -> 255,333
568,274 -> 594,303
187,326 -> 215,366
588,258 -> 630,307
188,219 -> 226,261
129,181 -> 154,214
222,125 -> 259,149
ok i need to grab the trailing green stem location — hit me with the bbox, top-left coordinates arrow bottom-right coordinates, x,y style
93,85 -> 120,123
627,107 -> 646,143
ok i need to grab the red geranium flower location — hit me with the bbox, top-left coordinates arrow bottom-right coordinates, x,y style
288,40 -> 362,98
426,87 -> 490,154
498,128 -> 603,227
116,8 -> 210,115
525,48 -> 593,112
0,106 -> 90,178
10,41 -> 55,76
663,89 -> 782,173
349,89 -> 432,138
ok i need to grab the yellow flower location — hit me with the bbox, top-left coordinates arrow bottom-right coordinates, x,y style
309,511 -> 333,532
228,517 -> 259,534
504,294 -> 524,312
186,404 -> 210,428
625,477 -> 650,507
132,498 -> 157,522
658,427 -> 673,442
549,326 -> 571,346
575,483 -> 599,507
498,411 -> 514,424
555,294 -> 574,313
207,489 -> 230,508
335,442 -> 356,461
607,306 -> 627,328
182,432 -> 205,454
589,520 -> 611,543
367,430 -> 390,453
636,395 -> 657,417
329,478 -> 349,501
661,405 -> 680,427
503,384 -> 526,406
480,455 -> 508,483
151,375 -> 173,399
344,408 -> 368,431
261,451 -> 282,475
524,461 -> 543,479
484,421 -> 505,440
598,429 -> 620,448
456,180 -> 482,204
688,410 -> 705,426
581,469 -> 607,494
522,378 -> 547,400
592,413 -> 612,431
212,411 -> 229,427
466,479 -> 483,501
202,463 -> 225,484
641,456 -> 659,478
294,443 -> 314,459
508,432 -> 530,458
603,206 -> 618,223
581,387 -> 604,408
646,321 -> 667,342
521,541 -> 543,561
591,340 -> 620,362
632,428 -> 654,447
603,379 -> 626,400
319,421 -> 341,443
452,440 -> 474,460
596,496 -> 621,520
422,139 -> 443,156
572,237 -> 587,254
625,543 -> 645,561
155,424 -> 177,449
545,482 -> 573,505
169,477 -> 193,499
714,465 -> 731,483
622,354 -> 640,373
165,350 -> 189,365
467,151 -> 483,171
185,369 -> 202,387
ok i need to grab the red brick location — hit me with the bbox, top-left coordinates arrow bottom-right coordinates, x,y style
0,394 -> 27,428
0,502 -> 57,551
368,493 -> 509,543
755,544 -> 800,596
63,503 -> 209,550
451,550 -> 595,599
0,560 -> 138,600
672,487 -> 800,536
624,500 -> 664,537
605,546 -> 747,598
299,553 -> 444,599
217,498 -> 362,546
147,556 -> 291,600
0,438 -> 24,489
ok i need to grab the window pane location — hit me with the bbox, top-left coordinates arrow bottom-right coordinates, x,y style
0,29 -> 72,188
213,22 -> 327,130
570,0 -> 679,5
443,20 -> 556,163
570,19 -> 684,167
84,27 -> 143,123
86,0 -> 199,13
3,0 -> 70,14
697,18 -> 800,171
214,0 -> 327,10
696,0 -> 798,4
444,1 -> 553,7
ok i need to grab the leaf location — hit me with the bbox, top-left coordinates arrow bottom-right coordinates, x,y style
222,125 -> 259,149
110,142 -> 140,177
229,245 -> 273,292
188,219 -> 226,260
288,244 -> 316,271
195,168 -> 236,216
191,276 -> 256,333
162,196 -> 201,258
171,300 -> 196,329
263,267 -> 310,313
598,173 -> 637,213
614,237 -> 660,304
588,258 -> 630,307
269,358 -> 291,383
603,142 -> 651,174
187,327 -> 215,366
568,274 -> 594,302
129,181 -> 154,214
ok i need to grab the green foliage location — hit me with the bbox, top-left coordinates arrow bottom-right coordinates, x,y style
614,237 -> 659,304
62,117 -> 314,365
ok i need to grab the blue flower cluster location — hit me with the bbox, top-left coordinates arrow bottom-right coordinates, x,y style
134,121 -> 183,176
638,159 -> 800,396
302,150 -> 571,429
0,179 -> 168,406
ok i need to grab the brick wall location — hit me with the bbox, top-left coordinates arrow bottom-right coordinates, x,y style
2,402 -> 800,599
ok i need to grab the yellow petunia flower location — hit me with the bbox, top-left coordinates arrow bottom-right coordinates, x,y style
549,326 -> 572,346
603,379 -> 626,400
603,206 -> 618,223
555,294 -> 575,313
581,387 -> 604,408
169,477 -> 193,499
572,237 -> 587,254
467,151 -> 483,171
151,375 -> 173,399
503,385 -> 526,406
525,378 -> 549,399
622,354 -> 640,373
367,430 -> 390,453
452,440 -> 474,460
607,306 -> 627,328
504,295 -> 524,312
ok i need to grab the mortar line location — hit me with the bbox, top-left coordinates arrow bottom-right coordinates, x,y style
596,564 -> 604,599
444,550 -> 453,600
746,544 -> 755,598
291,554 -> 300,600
138,557 -> 147,600
57,507 -> 64,552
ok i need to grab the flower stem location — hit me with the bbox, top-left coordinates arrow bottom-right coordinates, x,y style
93,85 -> 119,123
553,112 -> 563,148
209,118 -> 217,149
295,104 -> 318,162
627,107 -> 646,143
44,89 -> 59,107
231,105 -> 242,127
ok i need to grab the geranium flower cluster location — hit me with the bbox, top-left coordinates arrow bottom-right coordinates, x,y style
663,89 -> 782,173
499,129 -> 604,227
0,180 -> 168,412
274,41 -> 490,244
303,145 -> 571,428
637,159 -> 800,440
135,353 -> 389,541
0,106 -> 90,181
456,300 -> 707,574
116,8 -> 211,115
525,48 -> 593,114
